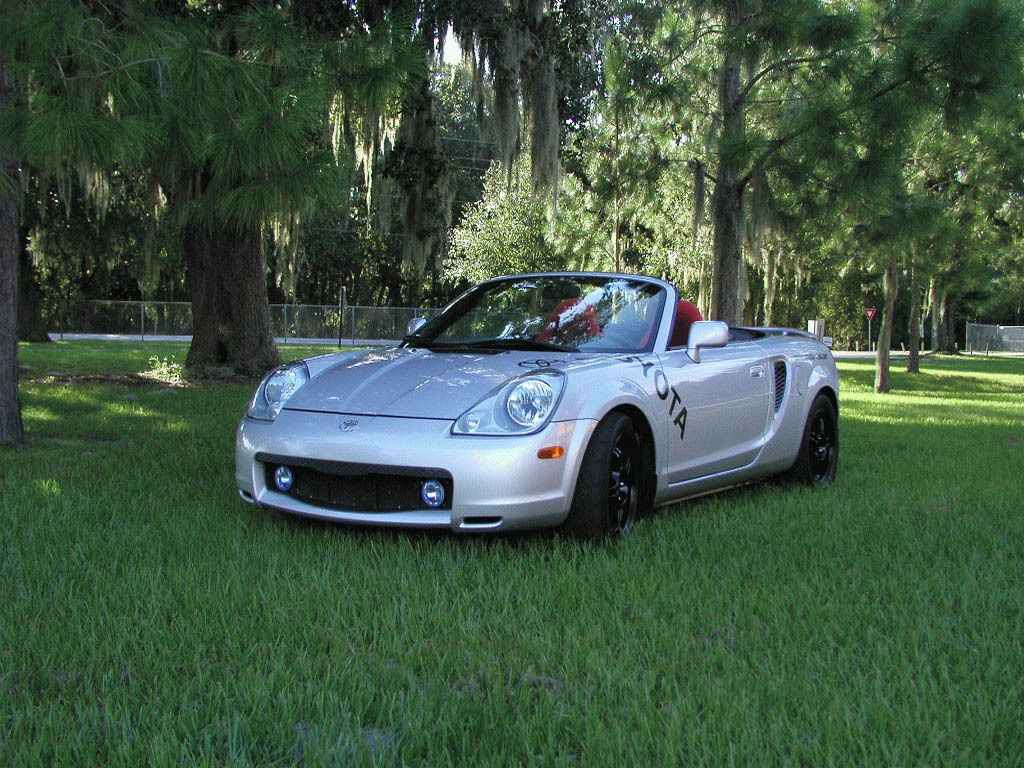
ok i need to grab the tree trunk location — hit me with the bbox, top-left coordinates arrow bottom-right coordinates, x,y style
763,244 -> 777,326
612,105 -> 621,273
907,267 -> 921,374
184,224 -> 281,377
928,277 -> 941,352
941,292 -> 954,352
710,7 -> 745,325
934,287 -> 949,352
697,250 -> 712,319
393,71 -> 451,304
0,57 -> 24,444
612,216 -> 621,273
710,165 -> 744,325
17,227 -> 51,342
737,257 -> 752,324
874,255 -> 899,393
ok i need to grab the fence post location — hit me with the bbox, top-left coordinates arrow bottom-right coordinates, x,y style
339,287 -> 346,349
283,304 -> 288,345
140,301 -> 145,341
351,306 -> 356,346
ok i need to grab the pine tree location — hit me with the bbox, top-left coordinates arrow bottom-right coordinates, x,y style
1,1 -> 139,443
0,55 -> 21,443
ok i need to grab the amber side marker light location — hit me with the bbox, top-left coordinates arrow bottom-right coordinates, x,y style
537,446 -> 565,459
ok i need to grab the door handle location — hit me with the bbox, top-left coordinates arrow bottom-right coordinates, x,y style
749,365 -> 765,379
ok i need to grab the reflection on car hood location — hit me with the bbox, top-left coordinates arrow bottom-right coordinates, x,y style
284,347 -> 584,419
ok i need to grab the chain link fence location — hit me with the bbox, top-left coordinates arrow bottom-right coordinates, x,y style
51,301 -> 440,345
966,323 -> 1024,354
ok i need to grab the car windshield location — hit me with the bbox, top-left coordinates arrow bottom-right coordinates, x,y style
407,275 -> 667,353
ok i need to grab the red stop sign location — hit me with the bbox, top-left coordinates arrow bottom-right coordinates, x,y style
865,307 -> 877,320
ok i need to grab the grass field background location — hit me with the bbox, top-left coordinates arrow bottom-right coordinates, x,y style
2,342 -> 1022,765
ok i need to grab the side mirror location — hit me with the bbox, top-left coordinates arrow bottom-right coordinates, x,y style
406,316 -> 427,336
687,320 -> 729,363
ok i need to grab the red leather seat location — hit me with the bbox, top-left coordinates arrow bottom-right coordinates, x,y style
669,300 -> 703,347
538,298 -> 600,342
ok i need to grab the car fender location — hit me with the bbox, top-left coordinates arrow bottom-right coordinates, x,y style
807,362 -> 839,405
556,362 -> 666,481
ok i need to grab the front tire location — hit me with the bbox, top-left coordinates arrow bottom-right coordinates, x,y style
788,393 -> 839,486
562,413 -> 650,541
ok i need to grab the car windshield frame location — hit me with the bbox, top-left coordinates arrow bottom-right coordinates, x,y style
405,274 -> 669,354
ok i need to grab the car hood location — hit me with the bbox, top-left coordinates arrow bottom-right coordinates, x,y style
284,347 -> 574,419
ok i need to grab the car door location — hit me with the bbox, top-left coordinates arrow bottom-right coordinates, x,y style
658,340 -> 771,483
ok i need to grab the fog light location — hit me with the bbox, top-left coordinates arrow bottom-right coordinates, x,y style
421,479 -> 445,508
274,465 -> 294,492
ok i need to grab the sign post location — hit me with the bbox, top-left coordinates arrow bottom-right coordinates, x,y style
865,307 -> 877,351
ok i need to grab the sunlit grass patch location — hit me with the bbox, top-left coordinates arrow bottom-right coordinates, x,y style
1,343 -> 1022,765
18,340 -> 345,379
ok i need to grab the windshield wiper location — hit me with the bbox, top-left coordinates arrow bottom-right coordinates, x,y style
404,335 -> 573,353
402,336 -> 505,354
462,338 -> 575,353
401,333 -> 431,347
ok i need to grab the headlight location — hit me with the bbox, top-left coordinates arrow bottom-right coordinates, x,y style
506,379 -> 554,427
247,361 -> 310,421
453,372 -> 565,436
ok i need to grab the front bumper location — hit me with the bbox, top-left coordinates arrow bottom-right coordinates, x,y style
235,409 -> 597,532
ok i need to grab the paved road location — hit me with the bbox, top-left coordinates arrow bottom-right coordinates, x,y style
831,350 -> 933,360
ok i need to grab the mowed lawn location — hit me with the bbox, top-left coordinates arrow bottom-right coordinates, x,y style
2,342 -> 1022,766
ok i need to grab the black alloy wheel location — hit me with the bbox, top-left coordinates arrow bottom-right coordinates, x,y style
807,409 -> 836,482
607,428 -> 640,534
563,413 -> 651,541
787,393 -> 839,486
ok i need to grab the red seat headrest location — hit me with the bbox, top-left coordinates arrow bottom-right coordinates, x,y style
669,300 -> 703,348
538,298 -> 600,343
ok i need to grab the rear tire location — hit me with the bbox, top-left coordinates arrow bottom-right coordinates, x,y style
787,393 -> 838,486
562,413 -> 651,541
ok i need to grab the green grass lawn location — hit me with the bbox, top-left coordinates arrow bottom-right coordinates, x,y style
3,343 -> 1023,766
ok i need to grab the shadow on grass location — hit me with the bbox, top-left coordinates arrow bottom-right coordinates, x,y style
255,474 -> 816,552
262,505 -> 566,550
9,380 -> 250,454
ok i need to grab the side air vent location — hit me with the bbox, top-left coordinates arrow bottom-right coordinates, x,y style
773,361 -> 787,413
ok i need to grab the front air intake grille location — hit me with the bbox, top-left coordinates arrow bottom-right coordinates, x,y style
257,454 -> 452,512
773,361 -> 787,413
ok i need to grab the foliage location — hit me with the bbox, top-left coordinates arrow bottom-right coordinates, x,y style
143,353 -> 184,386
4,0 -> 1024,354
447,157 -> 561,285
23,171 -> 183,308
1,0 -> 424,250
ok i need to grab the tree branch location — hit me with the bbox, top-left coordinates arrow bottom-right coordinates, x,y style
741,66 -> 929,185
697,163 -> 719,186
740,36 -> 899,99
661,23 -> 723,70
61,57 -> 163,82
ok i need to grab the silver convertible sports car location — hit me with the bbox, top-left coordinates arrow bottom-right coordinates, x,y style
236,272 -> 839,539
